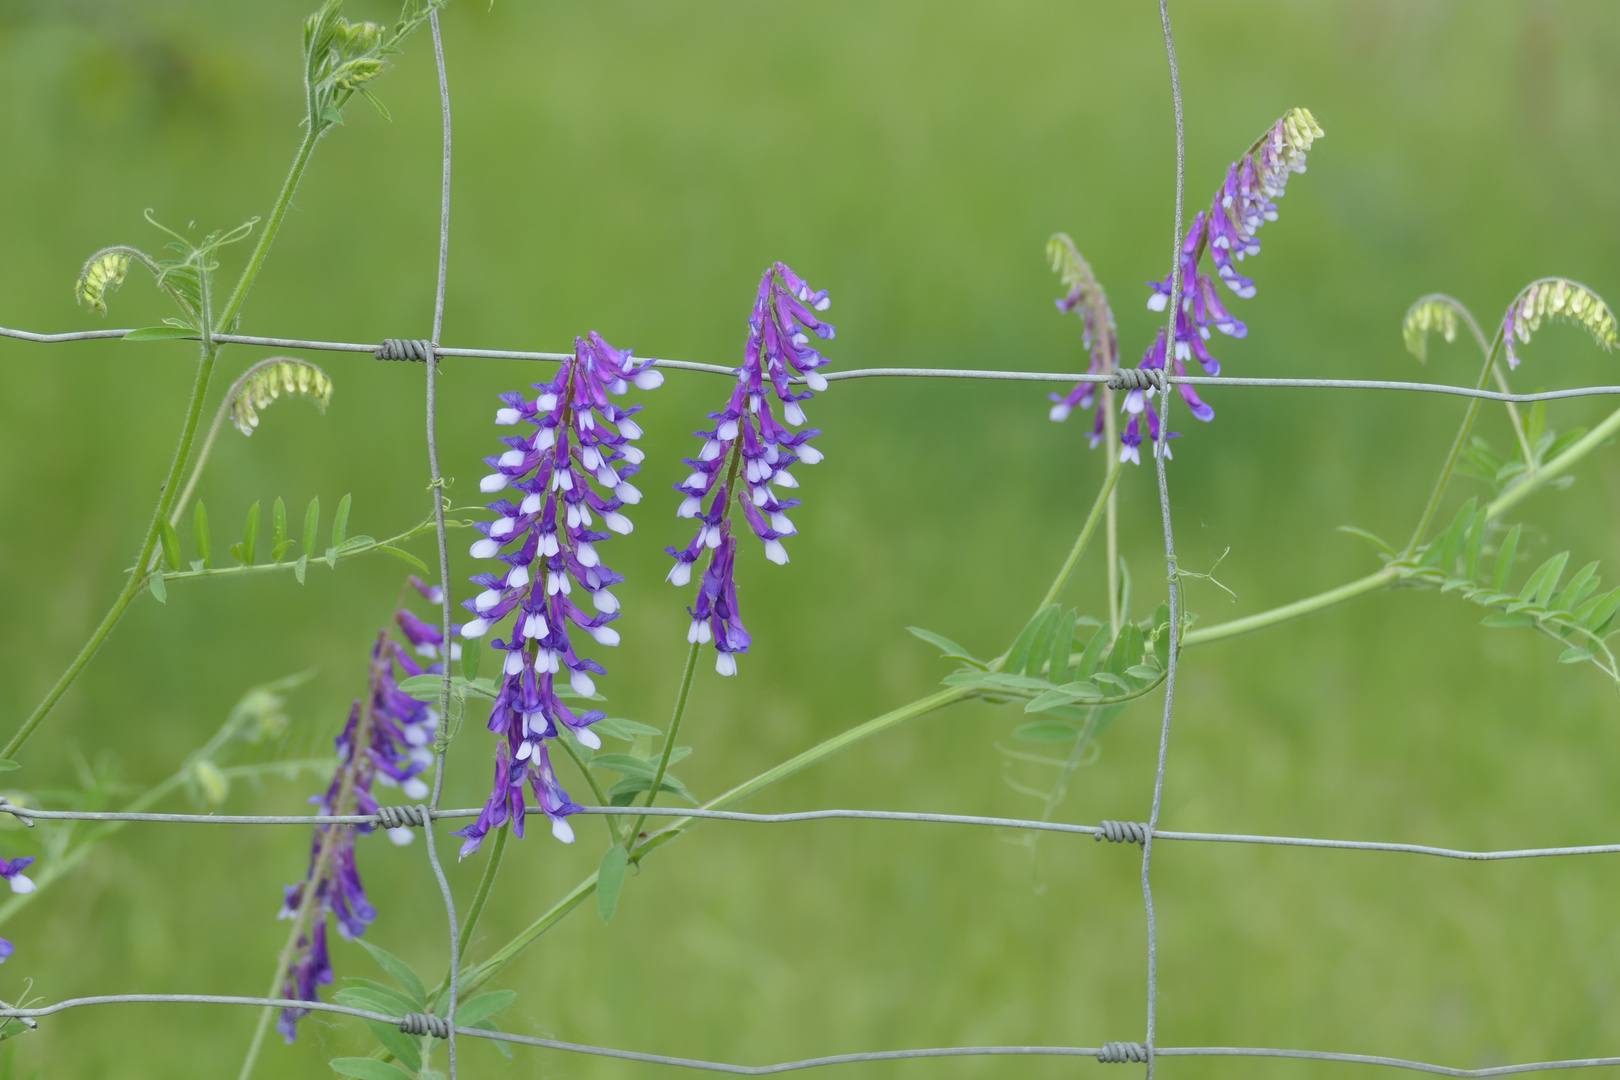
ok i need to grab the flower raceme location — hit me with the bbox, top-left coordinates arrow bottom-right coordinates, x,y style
276,606 -> 443,1042
456,332 -> 662,855
0,857 -> 36,964
668,262 -> 834,676
1051,107 -> 1323,459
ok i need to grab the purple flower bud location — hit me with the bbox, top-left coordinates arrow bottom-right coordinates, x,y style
275,606 -> 443,1042
456,333 -> 656,856
666,264 -> 832,675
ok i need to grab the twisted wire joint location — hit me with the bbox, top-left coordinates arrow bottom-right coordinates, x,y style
0,798 -> 35,828
1094,820 -> 1149,845
376,338 -> 436,363
1097,1041 -> 1149,1063
1107,367 -> 1168,392
375,805 -> 428,829
399,1012 -> 451,1039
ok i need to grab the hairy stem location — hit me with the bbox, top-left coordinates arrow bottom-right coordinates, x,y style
456,687 -> 971,997
216,130 -> 319,334
1404,327 -> 1506,556
1035,458 -> 1124,615
630,640 -> 701,843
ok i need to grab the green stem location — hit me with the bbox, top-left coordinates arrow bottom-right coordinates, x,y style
630,640 -> 701,843
4,342 -> 219,760
216,130 -> 319,334
1403,328 -> 1506,556
1181,567 -> 1400,649
1035,458 -> 1124,616
456,686 -> 970,997
1487,402 -> 1620,521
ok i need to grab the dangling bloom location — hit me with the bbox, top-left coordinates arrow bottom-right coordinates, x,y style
668,262 -> 833,675
276,604 -> 443,1042
1051,108 -> 1322,458
0,855 -> 36,961
456,332 -> 660,856
1046,234 -> 1118,440
1501,278 -> 1618,370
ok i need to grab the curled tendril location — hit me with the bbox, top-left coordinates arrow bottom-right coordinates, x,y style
1503,278 -> 1618,370
74,251 -> 133,315
1402,295 -> 1461,363
230,359 -> 334,436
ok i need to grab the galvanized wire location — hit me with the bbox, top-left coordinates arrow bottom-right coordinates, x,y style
7,324 -> 1620,404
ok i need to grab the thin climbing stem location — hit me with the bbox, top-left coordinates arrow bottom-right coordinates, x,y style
1403,327 -> 1506,556
631,640 -> 702,843
1035,458 -> 1124,615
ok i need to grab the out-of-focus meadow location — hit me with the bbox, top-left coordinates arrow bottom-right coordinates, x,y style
2,1 -> 1620,1076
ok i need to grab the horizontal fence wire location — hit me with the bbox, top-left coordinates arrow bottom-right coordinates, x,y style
0,994 -> 1616,1078
5,324 -> 1620,403
3,800 -> 1619,862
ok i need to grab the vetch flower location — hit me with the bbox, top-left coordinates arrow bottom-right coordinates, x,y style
276,605 -> 443,1042
456,332 -> 660,856
1053,108 -> 1322,457
668,262 -> 833,675
1502,278 -> 1618,370
1046,234 -> 1118,440
0,857 -> 36,895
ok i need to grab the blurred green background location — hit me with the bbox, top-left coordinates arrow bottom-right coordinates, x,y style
2,0 -> 1620,1076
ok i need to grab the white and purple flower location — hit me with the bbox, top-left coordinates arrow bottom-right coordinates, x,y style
276,608 -> 442,1042
456,332 -> 661,855
667,262 -> 833,675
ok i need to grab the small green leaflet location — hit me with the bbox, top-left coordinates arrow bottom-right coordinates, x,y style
1014,721 -> 1081,742
905,627 -> 988,669
356,939 -> 427,1006
591,716 -> 661,740
149,568 -> 167,604
452,990 -> 516,1029
328,1059 -> 412,1080
597,844 -> 629,922
122,325 -> 196,342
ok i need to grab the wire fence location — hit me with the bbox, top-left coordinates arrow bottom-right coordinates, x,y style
3,5 -> 1617,1079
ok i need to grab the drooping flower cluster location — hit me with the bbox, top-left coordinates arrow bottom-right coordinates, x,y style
1045,234 -> 1120,445
667,263 -> 834,675
276,601 -> 443,1042
0,857 -> 36,964
456,333 -> 661,856
1051,108 -> 1323,462
1502,278 -> 1618,370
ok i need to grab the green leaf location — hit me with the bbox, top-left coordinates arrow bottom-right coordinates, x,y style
1559,646 -> 1594,664
328,1059 -> 412,1080
336,980 -> 418,1018
1107,622 -> 1142,675
905,627 -> 987,669
1004,606 -> 1059,676
360,1020 -> 422,1073
597,844 -> 629,922
332,493 -> 352,548
1013,721 -> 1081,742
159,517 -> 182,571
590,749 -> 691,777
272,497 -> 287,556
149,568 -> 167,604
1438,497 -> 1476,572
1527,400 -> 1546,449
1492,524 -> 1521,592
194,501 -> 212,568
122,325 -> 197,341
1581,586 -> 1620,632
1522,552 -> 1570,606
474,1020 -> 514,1061
941,671 -> 1051,693
606,773 -> 696,805
241,501 -> 261,565
1024,608 -> 1062,677
376,545 -> 430,572
1125,664 -> 1161,681
1091,671 -> 1131,691
1025,683 -> 1101,713
355,939 -> 427,1007
1076,625 -> 1110,680
591,716 -> 660,740
1047,609 -> 1078,683
294,554 -> 308,585
452,990 -> 517,1029
1483,611 -> 1537,628
0,761 -> 20,772
1337,525 -> 1397,558
303,495 -> 321,556
334,535 -> 376,555
460,637 -> 482,682
270,540 -> 296,561
1463,511 -> 1486,582
1550,561 -> 1600,613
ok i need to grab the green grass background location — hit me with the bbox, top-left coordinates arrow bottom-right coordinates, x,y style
2,0 -> 1620,1076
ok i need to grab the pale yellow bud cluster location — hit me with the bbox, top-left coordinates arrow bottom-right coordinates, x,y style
1402,296 -> 1459,363
230,359 -> 335,437
74,250 -> 131,315
1508,278 -> 1618,355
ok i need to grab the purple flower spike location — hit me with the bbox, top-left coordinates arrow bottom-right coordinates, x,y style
667,263 -> 833,675
276,603 -> 445,1042
456,332 -> 657,856
1053,109 -> 1321,458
